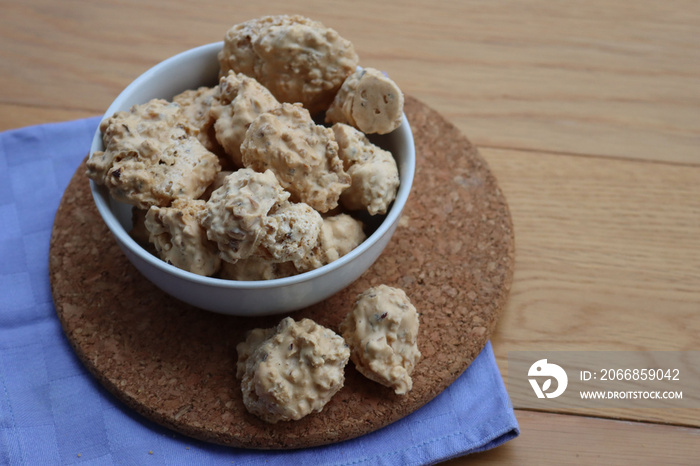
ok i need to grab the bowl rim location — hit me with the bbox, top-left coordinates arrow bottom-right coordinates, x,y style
89,41 -> 416,290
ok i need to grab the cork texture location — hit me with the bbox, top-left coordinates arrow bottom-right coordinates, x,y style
49,96 -> 515,449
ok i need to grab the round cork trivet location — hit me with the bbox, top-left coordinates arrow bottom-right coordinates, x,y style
49,96 -> 514,450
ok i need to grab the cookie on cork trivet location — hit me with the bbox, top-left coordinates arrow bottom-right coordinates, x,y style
49,95 -> 514,449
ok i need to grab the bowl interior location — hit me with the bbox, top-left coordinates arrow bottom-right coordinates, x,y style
89,42 -> 415,290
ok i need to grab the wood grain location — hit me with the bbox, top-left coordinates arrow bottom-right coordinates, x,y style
454,410 -> 700,465
483,148 -> 700,353
2,0 -> 699,462
1,0 -> 699,163
0,103 -> 92,131
480,147 -> 700,429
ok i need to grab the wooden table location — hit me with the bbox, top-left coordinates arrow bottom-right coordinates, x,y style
3,0 -> 698,463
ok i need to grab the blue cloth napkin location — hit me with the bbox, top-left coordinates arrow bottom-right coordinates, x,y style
0,118 -> 519,465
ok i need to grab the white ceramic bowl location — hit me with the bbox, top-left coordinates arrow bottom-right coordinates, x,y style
89,42 -> 415,316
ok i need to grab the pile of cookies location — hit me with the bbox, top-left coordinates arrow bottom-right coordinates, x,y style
237,285 -> 421,423
87,15 -> 405,281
